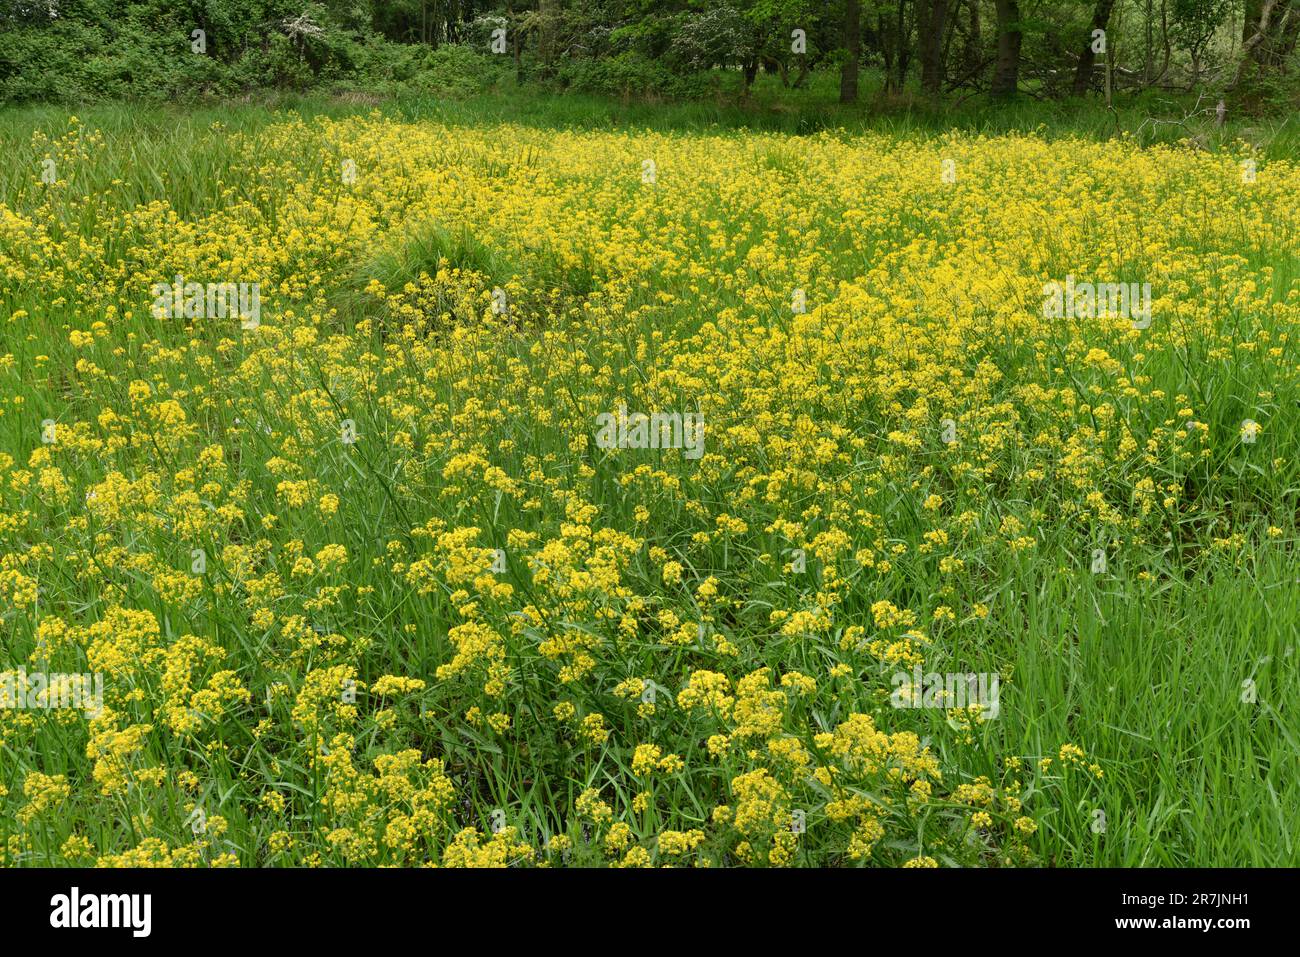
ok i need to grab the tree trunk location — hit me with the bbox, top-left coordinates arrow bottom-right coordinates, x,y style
876,15 -> 897,92
1236,0 -> 1281,84
1280,5 -> 1300,62
1244,0 -> 1263,45
1072,0 -> 1117,95
991,0 -> 1022,97
966,0 -> 982,76
895,0 -> 910,90
1267,2 -> 1299,65
920,0 -> 951,94
840,0 -> 862,103
1143,0 -> 1153,82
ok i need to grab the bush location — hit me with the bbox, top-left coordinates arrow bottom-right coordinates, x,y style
556,52 -> 714,101
412,44 -> 503,97
0,14 -> 504,104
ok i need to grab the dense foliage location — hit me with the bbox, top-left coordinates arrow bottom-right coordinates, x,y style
3,0 -> 1299,109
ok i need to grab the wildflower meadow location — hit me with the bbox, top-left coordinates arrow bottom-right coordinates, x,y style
0,3 -> 1298,885
1,104 -> 1295,871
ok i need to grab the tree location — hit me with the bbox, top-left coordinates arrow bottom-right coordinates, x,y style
1169,0 -> 1229,83
1237,0 -> 1300,78
919,0 -> 950,94
537,0 -> 559,71
991,0 -> 1022,97
840,0 -> 860,102
1071,0 -> 1116,94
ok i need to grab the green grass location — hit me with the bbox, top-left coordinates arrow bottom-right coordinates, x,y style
5,70 -> 1300,154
